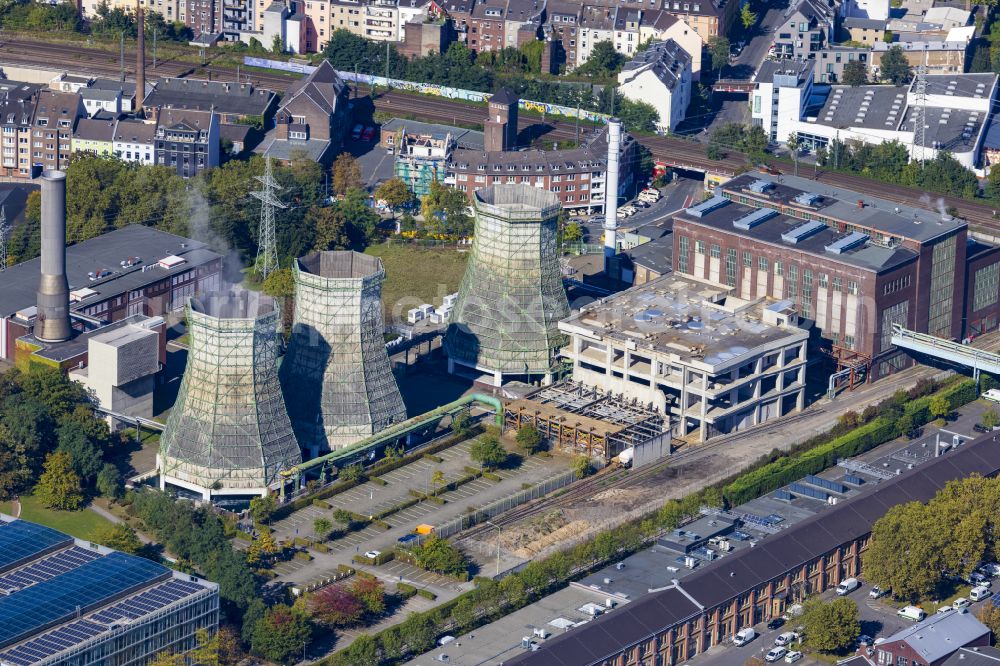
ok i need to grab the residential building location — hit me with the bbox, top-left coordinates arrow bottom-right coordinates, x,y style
391,126 -> 456,196
576,5 -> 617,68
90,79 -> 138,113
72,116 -> 117,157
439,0 -> 475,45
141,77 -> 277,125
0,81 -> 40,179
261,60 -> 349,164
870,39 -> 970,75
618,39 -> 692,132
399,15 -> 456,57
621,232 -> 672,285
673,171 -> 980,382
841,0 -> 888,21
30,90 -> 84,173
812,44 -> 870,83
80,87 -> 123,116
543,0 -> 581,72
559,274 -> 808,440
772,0 -> 834,61
0,516 -> 219,666
639,10 -> 702,80
940,647 -> 1000,666
0,224 -> 221,361
507,431 -> 1000,666
751,61 -> 814,143
872,611 -> 991,666
153,108 -> 220,178
330,0 -> 367,37
114,118 -> 157,165
221,0 -> 256,36
80,0 -> 183,24
464,0 -> 542,52
184,0 -> 222,35
841,17 -> 887,45
661,0 -> 738,39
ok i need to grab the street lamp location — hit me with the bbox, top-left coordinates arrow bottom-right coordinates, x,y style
485,519 -> 502,578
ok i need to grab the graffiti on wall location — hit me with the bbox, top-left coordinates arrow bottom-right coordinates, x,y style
245,57 -> 612,124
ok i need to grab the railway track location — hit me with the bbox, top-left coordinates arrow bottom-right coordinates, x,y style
455,410 -> 815,545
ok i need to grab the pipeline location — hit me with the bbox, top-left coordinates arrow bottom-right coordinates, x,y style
282,393 -> 503,476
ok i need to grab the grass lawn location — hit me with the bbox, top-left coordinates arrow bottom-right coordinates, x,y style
365,243 -> 469,322
0,495 -> 113,540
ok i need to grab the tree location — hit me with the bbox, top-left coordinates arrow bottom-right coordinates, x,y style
744,125 -> 769,157
430,469 -> 446,495
575,41 -> 625,78
740,3 -> 757,30
308,205 -> 353,251
786,133 -> 801,177
410,535 -> 468,576
349,575 -> 386,616
35,451 -> 83,510
572,456 -> 592,479
251,604 -> 311,664
374,178 -> 413,210
980,603 -> 1000,637
880,45 -> 913,85
333,633 -> 380,666
515,424 -> 543,455
469,432 -> 507,470
55,421 -> 103,483
421,180 -> 472,236
981,409 -> 999,430
333,508 -> 354,525
341,463 -> 364,483
247,530 -> 279,565
89,522 -> 143,554
96,463 -> 123,500
262,268 -> 294,298
310,585 -> 364,627
313,517 -> 333,539
842,60 -> 868,86
930,395 -> 950,421
562,221 -> 583,244
708,36 -> 731,78
451,410 -> 475,438
618,99 -> 660,133
249,495 -> 277,525
332,153 -> 363,195
271,34 -> 284,55
801,597 -> 860,653
396,612 -> 437,654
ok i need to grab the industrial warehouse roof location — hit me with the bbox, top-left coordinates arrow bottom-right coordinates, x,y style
0,516 -> 216,666
722,171 -> 966,243
508,434 -> 1000,666
0,225 -> 222,318
143,77 -> 277,117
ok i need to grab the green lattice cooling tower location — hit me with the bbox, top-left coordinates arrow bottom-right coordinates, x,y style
444,184 -> 570,386
158,290 -> 301,501
280,251 -> 407,456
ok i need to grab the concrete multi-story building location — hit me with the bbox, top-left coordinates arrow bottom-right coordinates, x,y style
72,116 -> 117,158
508,431 -> 1000,666
639,10 -> 702,80
661,0 -> 738,38
841,17 -> 887,45
0,81 -> 40,179
559,274 -> 808,441
812,44 -> 870,84
618,39 -> 692,133
153,108 -> 220,178
751,61 -> 814,143
772,0 -> 834,61
672,171 -> 1000,382
114,118 -> 157,165
0,516 -> 219,666
30,91 -> 84,174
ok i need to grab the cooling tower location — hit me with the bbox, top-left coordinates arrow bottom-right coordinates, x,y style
280,251 -> 407,456
158,290 -> 301,499
444,184 -> 570,386
35,170 -> 71,342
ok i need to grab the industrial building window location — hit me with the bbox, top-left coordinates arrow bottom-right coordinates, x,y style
819,273 -> 828,288
696,240 -> 705,254
774,260 -> 783,276
726,248 -> 737,286
759,257 -> 768,272
802,269 -> 813,319
880,300 -> 909,351
974,263 -> 1000,312
787,265 -> 798,300
678,236 -> 690,273
848,280 -> 859,296
711,244 -> 720,259
743,251 -> 752,267
832,276 -> 842,292
844,335 -> 855,349
928,239 -> 957,337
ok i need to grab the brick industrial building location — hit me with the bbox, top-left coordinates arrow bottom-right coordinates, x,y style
671,171 -> 1000,383
508,432 -> 1000,666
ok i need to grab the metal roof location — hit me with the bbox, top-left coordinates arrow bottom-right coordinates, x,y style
881,610 -> 990,663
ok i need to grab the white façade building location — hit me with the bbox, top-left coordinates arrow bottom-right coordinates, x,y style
617,39 -> 692,133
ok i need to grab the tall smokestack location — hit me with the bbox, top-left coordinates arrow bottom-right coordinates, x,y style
36,170 -> 71,343
136,0 -> 146,109
603,118 -> 621,274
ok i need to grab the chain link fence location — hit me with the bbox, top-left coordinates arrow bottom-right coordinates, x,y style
433,468 -> 578,539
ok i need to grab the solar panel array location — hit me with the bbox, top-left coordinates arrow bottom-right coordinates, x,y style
804,474 -> 848,494
90,579 -> 206,625
788,482 -> 829,501
0,620 -> 106,666
0,522 -> 73,574
0,547 -> 103,595
0,552 -> 169,649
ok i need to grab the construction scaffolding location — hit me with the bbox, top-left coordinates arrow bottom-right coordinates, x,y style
503,380 -> 670,462
280,251 -> 408,455
444,185 -> 570,386
158,290 -> 301,499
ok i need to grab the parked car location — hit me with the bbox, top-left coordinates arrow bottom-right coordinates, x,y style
785,651 -> 803,663
971,586 -> 991,602
397,534 -> 419,546
733,628 -> 757,647
767,618 -> 786,631
953,597 -> 971,610
352,124 -> 363,140
858,635 -> 873,645
970,572 -> 989,585
974,423 -> 990,433
980,563 -> 1000,577
870,585 -> 885,599
898,606 -> 926,621
361,126 -> 376,142
766,647 -> 788,662
775,632 -> 798,647
364,549 -> 381,559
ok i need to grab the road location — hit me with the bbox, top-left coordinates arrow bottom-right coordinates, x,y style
6,37 -> 1000,234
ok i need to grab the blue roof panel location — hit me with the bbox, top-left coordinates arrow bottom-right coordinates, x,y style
0,552 -> 169,648
0,521 -> 73,574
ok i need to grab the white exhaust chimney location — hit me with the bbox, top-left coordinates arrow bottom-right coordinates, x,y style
604,118 -> 622,274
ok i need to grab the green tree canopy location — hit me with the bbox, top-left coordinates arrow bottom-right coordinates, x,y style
801,597 -> 860,653
515,424 -> 543,455
469,431 -> 507,469
89,522 -> 144,554
375,178 -> 414,210
842,60 -> 868,86
880,45 -> 913,85
35,451 -> 84,510
575,41 -> 626,78
251,604 -> 311,664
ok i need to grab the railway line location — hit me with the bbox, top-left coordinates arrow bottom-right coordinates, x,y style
4,37 -> 1000,233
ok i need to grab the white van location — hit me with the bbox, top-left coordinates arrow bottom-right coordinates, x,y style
836,578 -> 860,595
983,389 -> 1000,404
734,628 -> 757,646
898,606 -> 926,621
971,586 -> 991,602
953,597 -> 971,610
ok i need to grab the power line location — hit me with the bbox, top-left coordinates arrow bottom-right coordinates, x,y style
251,156 -> 287,281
